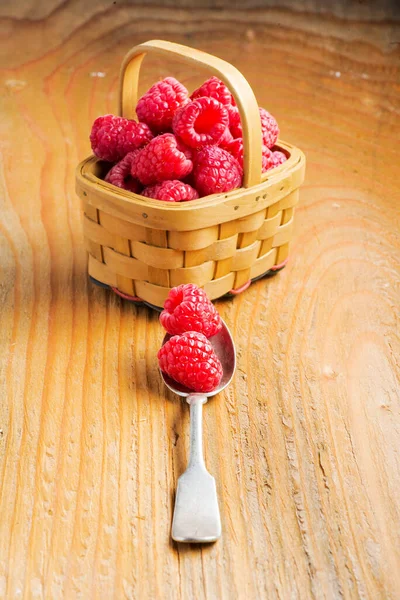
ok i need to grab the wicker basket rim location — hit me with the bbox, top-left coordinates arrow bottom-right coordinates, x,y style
76,139 -> 305,212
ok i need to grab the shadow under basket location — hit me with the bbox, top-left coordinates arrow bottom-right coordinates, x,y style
76,40 -> 306,310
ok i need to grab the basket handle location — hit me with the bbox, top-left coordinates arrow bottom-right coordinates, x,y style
119,39 -> 262,188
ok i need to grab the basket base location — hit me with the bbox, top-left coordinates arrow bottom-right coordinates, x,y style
89,258 -> 289,310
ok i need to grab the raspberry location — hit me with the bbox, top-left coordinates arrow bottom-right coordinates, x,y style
263,149 -> 288,171
90,114 -> 153,162
105,151 -> 141,193
218,126 -> 234,147
158,331 -> 223,393
142,180 -> 199,202
190,76 -> 236,107
173,97 -> 229,148
223,137 -> 243,163
160,284 -> 222,337
175,139 -> 193,161
227,105 -> 242,138
193,146 -> 243,196
131,133 -> 193,185
271,150 -> 287,167
224,138 -> 276,172
227,106 -> 279,148
136,77 -> 189,134
259,107 -> 279,148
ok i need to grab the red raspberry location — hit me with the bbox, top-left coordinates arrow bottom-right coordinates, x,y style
90,114 -> 153,162
160,283 -> 222,337
193,146 -> 243,196
259,107 -> 279,148
142,180 -> 199,202
175,139 -> 193,161
227,105 -> 242,138
271,150 -> 287,166
158,331 -> 223,393
173,97 -> 229,148
136,77 -> 189,134
223,138 -> 275,172
227,106 -> 279,148
190,76 -> 236,107
131,133 -> 193,185
105,151 -> 141,193
271,150 -> 287,169
218,126 -> 234,147
263,149 -> 288,171
223,137 -> 243,163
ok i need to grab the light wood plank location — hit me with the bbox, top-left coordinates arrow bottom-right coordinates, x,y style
0,3 -> 399,599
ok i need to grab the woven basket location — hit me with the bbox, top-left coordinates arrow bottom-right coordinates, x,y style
76,40 -> 305,309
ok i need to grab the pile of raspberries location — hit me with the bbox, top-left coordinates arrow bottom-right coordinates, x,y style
158,283 -> 224,393
90,76 -> 287,202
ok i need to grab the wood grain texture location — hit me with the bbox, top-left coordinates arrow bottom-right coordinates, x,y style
1,0 -> 399,21
0,2 -> 399,599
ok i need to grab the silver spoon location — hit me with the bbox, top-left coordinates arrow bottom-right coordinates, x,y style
160,320 -> 236,543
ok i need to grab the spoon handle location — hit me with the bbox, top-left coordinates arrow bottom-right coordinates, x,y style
171,393 -> 221,543
187,394 -> 207,469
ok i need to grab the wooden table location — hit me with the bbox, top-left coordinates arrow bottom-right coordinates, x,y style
1,2 -> 399,598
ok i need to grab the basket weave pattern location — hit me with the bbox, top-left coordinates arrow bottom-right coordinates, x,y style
77,40 -> 305,308
83,185 -> 298,305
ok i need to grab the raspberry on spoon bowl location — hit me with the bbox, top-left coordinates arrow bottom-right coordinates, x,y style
158,331 -> 223,393
160,283 -> 222,337
158,320 -> 235,395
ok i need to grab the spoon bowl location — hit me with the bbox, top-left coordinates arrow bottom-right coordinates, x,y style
160,319 -> 236,397
160,319 -> 236,543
